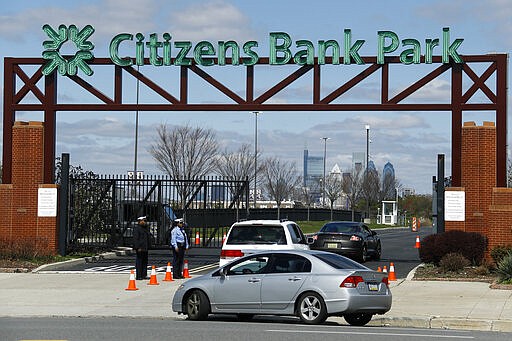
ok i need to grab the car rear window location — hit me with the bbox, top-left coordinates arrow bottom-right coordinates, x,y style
321,223 -> 359,233
226,225 -> 286,245
313,253 -> 367,269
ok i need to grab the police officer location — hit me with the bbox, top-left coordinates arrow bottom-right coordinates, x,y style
170,218 -> 189,279
133,216 -> 151,280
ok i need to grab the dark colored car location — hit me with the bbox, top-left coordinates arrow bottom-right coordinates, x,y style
308,221 -> 381,263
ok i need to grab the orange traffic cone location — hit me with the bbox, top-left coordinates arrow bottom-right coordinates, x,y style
195,231 -> 200,245
414,236 -> 421,249
388,262 -> 397,281
163,262 -> 174,282
148,265 -> 160,285
383,266 -> 388,273
125,269 -> 139,291
377,266 -> 382,272
183,260 -> 191,278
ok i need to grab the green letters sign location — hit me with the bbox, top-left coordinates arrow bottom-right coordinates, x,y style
42,25 -> 464,76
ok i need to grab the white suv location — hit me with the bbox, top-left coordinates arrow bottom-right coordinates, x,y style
219,220 -> 310,267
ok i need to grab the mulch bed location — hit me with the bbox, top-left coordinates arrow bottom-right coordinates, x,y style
413,264 -> 512,290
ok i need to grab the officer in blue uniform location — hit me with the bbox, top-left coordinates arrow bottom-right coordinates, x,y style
170,218 -> 189,278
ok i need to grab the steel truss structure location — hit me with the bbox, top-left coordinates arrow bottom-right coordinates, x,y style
3,54 -> 507,187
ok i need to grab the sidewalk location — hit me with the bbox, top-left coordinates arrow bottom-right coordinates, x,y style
1,269 -> 512,332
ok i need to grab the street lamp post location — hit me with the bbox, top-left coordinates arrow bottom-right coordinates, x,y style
132,65 -> 141,198
365,124 -> 370,170
253,111 -> 262,208
321,137 -> 330,207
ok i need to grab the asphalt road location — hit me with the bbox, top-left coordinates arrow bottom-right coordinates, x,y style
1,316 -> 509,341
45,226 -> 433,279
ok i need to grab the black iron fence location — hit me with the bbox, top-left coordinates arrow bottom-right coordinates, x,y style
65,174 -> 249,253
63,174 -> 361,254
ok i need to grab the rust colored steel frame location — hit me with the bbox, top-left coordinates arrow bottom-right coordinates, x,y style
2,54 -> 508,186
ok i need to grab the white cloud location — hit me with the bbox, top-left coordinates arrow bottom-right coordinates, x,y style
166,0 -> 256,42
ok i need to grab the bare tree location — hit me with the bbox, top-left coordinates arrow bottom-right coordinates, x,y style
361,168 -> 381,219
343,167 -> 364,221
149,124 -> 218,208
214,143 -> 265,189
324,173 -> 344,220
381,171 -> 397,200
214,144 -> 265,213
298,182 -> 316,221
262,157 -> 300,219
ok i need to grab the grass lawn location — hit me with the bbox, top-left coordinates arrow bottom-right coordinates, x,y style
296,221 -> 399,234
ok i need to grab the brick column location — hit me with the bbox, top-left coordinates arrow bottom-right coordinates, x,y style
446,121 -> 496,235
0,121 -> 59,253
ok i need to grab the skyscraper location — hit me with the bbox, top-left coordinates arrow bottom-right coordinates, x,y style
382,161 -> 396,200
382,162 -> 395,179
303,149 -> 323,193
352,152 -> 366,172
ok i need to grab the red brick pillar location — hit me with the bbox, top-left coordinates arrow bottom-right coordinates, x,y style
446,121 -> 496,235
488,188 -> 512,255
1,121 -> 59,253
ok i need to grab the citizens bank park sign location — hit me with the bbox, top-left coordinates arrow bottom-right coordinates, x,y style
41,24 -> 464,77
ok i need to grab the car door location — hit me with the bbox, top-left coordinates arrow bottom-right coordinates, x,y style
260,254 -> 311,311
362,224 -> 376,251
287,223 -> 309,250
212,255 -> 269,312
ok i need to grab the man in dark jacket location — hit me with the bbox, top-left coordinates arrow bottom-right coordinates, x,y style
133,216 -> 151,280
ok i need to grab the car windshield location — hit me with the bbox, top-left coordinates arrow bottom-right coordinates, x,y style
313,253 -> 367,269
226,225 -> 286,245
321,223 -> 359,234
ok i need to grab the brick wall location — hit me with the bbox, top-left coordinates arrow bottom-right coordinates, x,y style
0,121 -> 58,254
488,188 -> 512,253
445,121 -> 512,260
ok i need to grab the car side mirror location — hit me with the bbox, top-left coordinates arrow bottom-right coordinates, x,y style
219,267 -> 228,278
371,230 -> 377,236
307,237 -> 315,244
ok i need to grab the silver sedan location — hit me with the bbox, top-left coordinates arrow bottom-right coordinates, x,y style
172,250 -> 392,326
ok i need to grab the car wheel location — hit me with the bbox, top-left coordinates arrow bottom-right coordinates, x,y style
373,242 -> 382,260
358,245 -> 368,263
297,292 -> 327,324
185,290 -> 210,320
343,313 -> 373,326
237,313 -> 254,321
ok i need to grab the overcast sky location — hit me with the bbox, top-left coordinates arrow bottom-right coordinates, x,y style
0,0 -> 510,194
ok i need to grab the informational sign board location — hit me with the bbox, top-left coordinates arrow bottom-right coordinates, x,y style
38,187 -> 58,217
445,191 -> 465,221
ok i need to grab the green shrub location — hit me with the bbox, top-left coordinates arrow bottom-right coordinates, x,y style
490,245 -> 512,264
439,253 -> 470,272
419,230 -> 487,266
496,253 -> 512,284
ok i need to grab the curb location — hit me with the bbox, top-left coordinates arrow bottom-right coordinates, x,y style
369,316 -> 512,332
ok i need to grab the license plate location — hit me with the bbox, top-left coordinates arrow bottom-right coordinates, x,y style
368,283 -> 379,291
327,243 -> 338,248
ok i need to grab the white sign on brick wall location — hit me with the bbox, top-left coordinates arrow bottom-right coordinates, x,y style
445,191 -> 465,221
38,187 -> 57,217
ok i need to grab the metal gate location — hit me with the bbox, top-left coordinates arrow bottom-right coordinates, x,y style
65,174 -> 249,253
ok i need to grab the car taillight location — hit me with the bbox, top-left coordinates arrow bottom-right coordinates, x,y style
350,235 -> 361,241
340,275 -> 364,288
381,277 -> 389,286
220,250 -> 244,258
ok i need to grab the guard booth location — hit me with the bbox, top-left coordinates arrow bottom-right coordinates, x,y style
381,200 -> 398,225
